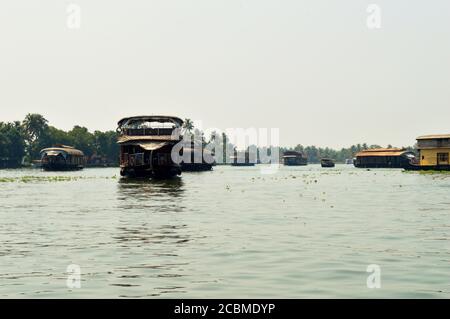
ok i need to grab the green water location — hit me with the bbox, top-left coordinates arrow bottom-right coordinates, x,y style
0,165 -> 449,298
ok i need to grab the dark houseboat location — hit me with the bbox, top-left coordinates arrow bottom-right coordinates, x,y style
282,151 -> 307,166
117,115 -> 184,178
354,148 -> 416,169
180,142 -> 215,172
321,158 -> 335,168
230,151 -> 256,166
40,145 -> 85,171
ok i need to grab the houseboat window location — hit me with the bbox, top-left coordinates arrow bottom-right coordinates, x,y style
437,153 -> 449,162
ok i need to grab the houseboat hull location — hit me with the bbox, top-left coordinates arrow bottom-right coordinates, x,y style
321,162 -> 335,168
404,164 -> 450,171
284,161 -> 307,166
120,165 -> 181,178
42,163 -> 83,171
181,163 -> 213,171
231,163 -> 255,167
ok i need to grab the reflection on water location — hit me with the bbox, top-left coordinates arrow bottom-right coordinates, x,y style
113,177 -> 190,297
117,177 -> 185,201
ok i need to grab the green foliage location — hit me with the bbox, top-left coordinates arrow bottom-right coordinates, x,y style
0,121 -> 26,168
1,114 -> 119,167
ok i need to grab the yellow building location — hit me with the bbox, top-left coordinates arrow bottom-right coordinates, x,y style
416,134 -> 450,168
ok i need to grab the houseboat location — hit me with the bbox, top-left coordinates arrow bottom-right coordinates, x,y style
117,115 -> 184,178
230,151 -> 256,166
321,158 -> 335,168
40,145 -> 85,171
354,148 -> 416,169
406,134 -> 450,171
282,151 -> 307,166
180,142 -> 215,172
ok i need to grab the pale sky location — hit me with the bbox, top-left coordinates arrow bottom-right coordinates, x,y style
1,0 -> 449,148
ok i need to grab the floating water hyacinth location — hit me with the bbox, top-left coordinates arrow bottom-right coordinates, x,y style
0,176 -> 115,183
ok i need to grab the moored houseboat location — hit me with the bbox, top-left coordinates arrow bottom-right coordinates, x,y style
282,151 -> 307,166
406,134 -> 450,171
354,148 -> 415,169
117,115 -> 184,178
40,145 -> 85,171
321,158 -> 335,168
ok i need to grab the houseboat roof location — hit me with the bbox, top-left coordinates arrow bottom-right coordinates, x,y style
282,151 -> 305,157
117,116 -> 184,127
355,148 -> 410,157
40,146 -> 84,157
416,134 -> 450,140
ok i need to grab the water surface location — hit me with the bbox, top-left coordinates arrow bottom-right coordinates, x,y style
0,166 -> 449,298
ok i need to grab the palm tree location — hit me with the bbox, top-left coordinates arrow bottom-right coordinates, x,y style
22,113 -> 48,143
183,118 -> 194,133
22,114 -> 49,160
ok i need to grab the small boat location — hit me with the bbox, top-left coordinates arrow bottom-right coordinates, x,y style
117,115 -> 183,178
321,158 -> 335,168
282,151 -> 307,166
40,145 -> 85,171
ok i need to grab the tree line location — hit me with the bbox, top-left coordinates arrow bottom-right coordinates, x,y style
1,114 -> 118,168
1,114 -> 414,168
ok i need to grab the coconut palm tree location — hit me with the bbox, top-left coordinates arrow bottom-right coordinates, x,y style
183,118 -> 194,133
22,113 -> 48,143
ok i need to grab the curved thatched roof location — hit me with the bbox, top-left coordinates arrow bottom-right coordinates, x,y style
40,146 -> 84,157
117,116 -> 184,128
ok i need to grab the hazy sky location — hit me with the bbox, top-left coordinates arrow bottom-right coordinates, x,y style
1,0 -> 449,148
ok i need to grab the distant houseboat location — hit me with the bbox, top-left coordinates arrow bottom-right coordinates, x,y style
282,151 -> 307,166
230,151 -> 256,166
321,158 -> 335,168
180,143 -> 215,172
117,115 -> 183,178
406,134 -> 450,171
40,145 -> 85,171
354,148 -> 415,169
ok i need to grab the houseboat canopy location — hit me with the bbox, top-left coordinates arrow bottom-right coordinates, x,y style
355,148 -> 409,157
40,145 -> 84,157
117,116 -> 184,128
416,134 -> 450,140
